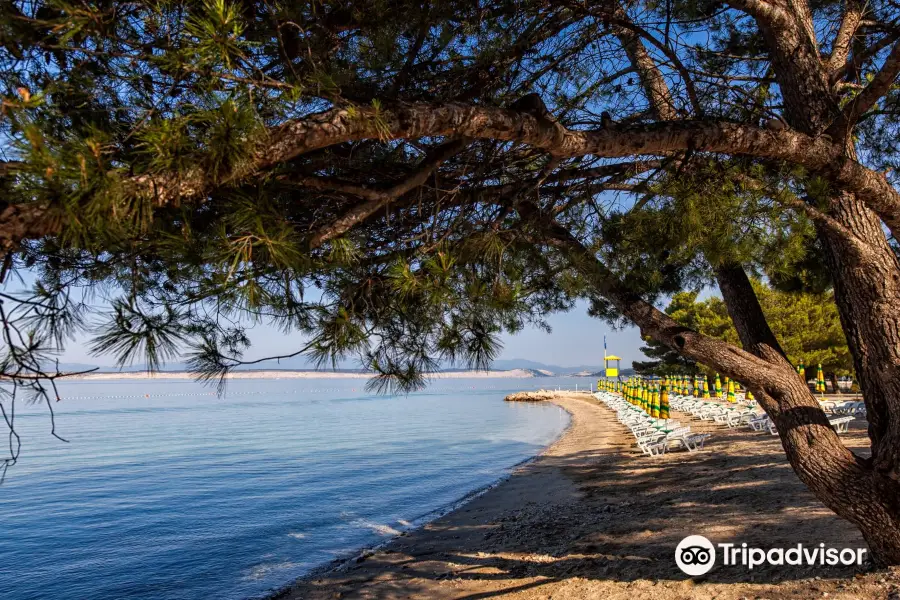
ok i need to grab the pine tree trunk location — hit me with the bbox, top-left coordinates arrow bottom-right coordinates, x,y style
772,377 -> 900,565
716,263 -> 900,565
814,192 -> 900,480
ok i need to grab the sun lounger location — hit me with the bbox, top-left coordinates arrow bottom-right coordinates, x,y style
829,415 -> 854,434
668,431 -> 712,452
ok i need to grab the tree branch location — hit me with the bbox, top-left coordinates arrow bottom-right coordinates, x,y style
725,0 -> 792,29
827,40 -> 900,137
827,0 -> 865,73
304,139 -> 465,248
513,199 -> 786,390
6,103 -> 900,248
832,31 -> 900,83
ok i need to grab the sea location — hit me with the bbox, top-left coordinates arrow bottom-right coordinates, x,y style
0,375 -> 587,600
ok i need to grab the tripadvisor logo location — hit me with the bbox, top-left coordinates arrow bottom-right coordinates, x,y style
676,535 -> 716,576
675,535 -> 867,576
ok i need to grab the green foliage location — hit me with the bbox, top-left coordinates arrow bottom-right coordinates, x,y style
637,284 -> 853,377
0,0 -> 888,401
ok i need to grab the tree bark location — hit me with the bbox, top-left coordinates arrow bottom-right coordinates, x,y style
815,194 -> 900,481
716,263 -> 900,565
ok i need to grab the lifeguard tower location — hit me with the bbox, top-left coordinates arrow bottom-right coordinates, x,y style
602,335 -> 621,378
604,355 -> 621,377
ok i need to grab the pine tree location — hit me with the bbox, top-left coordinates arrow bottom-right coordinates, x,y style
3,0 -> 900,563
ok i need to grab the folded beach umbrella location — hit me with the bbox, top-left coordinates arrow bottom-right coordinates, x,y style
651,384 -> 660,418
714,373 -> 722,397
817,364 -> 826,394
727,378 -> 735,402
746,389 -> 755,401
799,361 -> 806,383
692,375 -> 698,398
660,381 -> 670,419
703,377 -> 710,399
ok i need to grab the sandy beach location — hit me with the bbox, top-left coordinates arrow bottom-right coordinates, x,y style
276,393 -> 899,600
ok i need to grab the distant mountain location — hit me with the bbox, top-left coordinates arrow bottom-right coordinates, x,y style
47,357 -> 617,376
77,355 -> 360,373
490,358 -> 608,374
587,367 -> 635,377
48,362 -> 106,374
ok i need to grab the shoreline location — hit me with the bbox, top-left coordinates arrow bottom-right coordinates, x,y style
273,392 -> 898,600
59,368 -> 549,381
266,398 -> 577,598
271,392 -> 601,599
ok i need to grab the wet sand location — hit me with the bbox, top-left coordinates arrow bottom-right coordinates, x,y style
276,393 -> 899,599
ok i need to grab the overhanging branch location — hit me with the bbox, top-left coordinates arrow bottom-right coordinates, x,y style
5,103 -> 900,248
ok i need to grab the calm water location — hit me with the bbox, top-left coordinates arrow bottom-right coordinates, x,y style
0,376 -> 583,600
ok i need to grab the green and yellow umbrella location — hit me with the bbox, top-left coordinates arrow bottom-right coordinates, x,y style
660,380 -> 670,419
703,377 -> 710,399
799,362 -> 806,383
714,373 -> 722,398
816,364 -> 826,394
651,384 -> 660,418
727,378 -> 736,403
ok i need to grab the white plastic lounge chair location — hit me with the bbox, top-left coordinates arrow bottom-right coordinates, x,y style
748,414 -> 770,431
829,415 -> 854,434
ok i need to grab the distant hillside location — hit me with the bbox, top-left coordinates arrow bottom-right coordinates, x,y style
490,359 -> 607,374
51,357 -> 614,376
587,368 -> 635,377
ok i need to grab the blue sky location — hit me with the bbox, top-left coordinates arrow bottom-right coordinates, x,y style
496,300 -> 646,367
4,258 -> 655,368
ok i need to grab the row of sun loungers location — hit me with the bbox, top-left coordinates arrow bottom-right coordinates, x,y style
594,392 -> 711,456
669,396 -> 858,436
594,389 -> 862,458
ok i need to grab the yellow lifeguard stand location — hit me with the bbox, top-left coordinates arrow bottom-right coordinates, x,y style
604,354 -> 621,378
